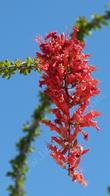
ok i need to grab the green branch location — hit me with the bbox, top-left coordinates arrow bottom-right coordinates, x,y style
108,186 -> 110,194
7,93 -> 51,196
76,10 -> 110,40
0,57 -> 39,79
5,9 -> 110,196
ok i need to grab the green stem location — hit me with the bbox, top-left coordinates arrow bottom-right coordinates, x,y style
0,57 -> 39,79
7,93 -> 51,196
76,10 -> 110,40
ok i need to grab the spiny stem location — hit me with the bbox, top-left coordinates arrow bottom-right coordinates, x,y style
7,93 -> 51,196
0,57 -> 39,78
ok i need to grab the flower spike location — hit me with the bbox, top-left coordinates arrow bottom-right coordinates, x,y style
37,27 -> 100,185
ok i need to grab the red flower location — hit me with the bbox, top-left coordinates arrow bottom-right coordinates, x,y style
36,27 -> 100,185
72,172 -> 87,186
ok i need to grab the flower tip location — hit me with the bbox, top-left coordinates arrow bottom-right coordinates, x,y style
45,32 -> 57,40
96,125 -> 100,131
35,35 -> 44,45
71,26 -> 79,40
73,26 -> 79,32
83,180 -> 88,187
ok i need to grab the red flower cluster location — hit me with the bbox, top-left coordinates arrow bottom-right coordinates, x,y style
36,27 -> 100,186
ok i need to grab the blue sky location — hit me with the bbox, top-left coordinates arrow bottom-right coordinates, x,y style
0,0 -> 110,196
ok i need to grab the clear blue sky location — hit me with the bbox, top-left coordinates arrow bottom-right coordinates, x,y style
0,0 -> 110,196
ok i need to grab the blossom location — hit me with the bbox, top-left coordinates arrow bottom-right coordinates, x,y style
36,27 -> 100,185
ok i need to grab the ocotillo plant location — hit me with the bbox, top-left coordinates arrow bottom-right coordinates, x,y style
0,7 -> 110,196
